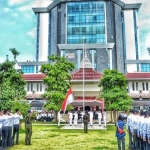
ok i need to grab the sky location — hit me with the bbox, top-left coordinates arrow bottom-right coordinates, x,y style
0,0 -> 150,62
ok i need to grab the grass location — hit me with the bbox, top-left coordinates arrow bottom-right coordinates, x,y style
10,124 -> 129,150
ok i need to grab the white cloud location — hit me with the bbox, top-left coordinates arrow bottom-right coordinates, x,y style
18,5 -> 31,11
32,0 -> 53,7
25,42 -> 32,46
27,27 -> 36,38
8,0 -> 28,5
3,8 -> 11,13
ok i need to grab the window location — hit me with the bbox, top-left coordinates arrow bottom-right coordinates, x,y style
31,83 -> 33,92
65,53 -> 75,58
142,82 -> 145,91
37,84 -> 39,91
136,82 -> 138,91
141,64 -> 150,72
146,82 -> 148,91
40,83 -> 42,92
67,1 -> 106,44
27,84 -> 30,92
21,65 -> 35,73
132,83 -> 135,91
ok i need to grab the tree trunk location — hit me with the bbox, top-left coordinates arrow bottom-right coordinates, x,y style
113,110 -> 117,123
110,111 -> 113,123
55,111 -> 58,122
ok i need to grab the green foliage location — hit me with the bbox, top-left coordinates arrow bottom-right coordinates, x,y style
98,69 -> 132,111
0,49 -> 26,109
11,101 -> 30,118
40,54 -> 75,114
9,48 -> 20,61
0,100 -> 13,110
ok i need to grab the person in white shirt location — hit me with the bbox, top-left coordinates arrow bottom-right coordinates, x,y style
0,110 -> 5,148
98,110 -> 102,126
2,110 -> 9,149
89,109 -> 93,126
74,111 -> 78,126
103,109 -> 107,128
13,109 -> 23,145
68,111 -> 73,126
57,110 -> 66,127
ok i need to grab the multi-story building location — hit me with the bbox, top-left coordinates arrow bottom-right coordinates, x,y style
31,0 -> 142,74
17,0 -> 150,109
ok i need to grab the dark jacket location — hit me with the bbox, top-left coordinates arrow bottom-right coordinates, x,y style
115,120 -> 126,138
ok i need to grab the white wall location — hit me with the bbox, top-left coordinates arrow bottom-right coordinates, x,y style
124,10 -> 136,60
39,13 -> 49,61
127,64 -> 137,72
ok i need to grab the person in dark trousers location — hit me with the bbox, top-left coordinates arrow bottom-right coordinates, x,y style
13,109 -> 23,145
25,110 -> 32,145
115,115 -> 126,150
83,112 -> 89,133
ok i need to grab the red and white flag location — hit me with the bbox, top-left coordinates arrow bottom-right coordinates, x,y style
61,87 -> 74,112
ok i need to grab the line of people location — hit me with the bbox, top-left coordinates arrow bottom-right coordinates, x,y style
0,109 -> 23,149
67,109 -> 107,127
36,111 -> 55,122
127,109 -> 150,150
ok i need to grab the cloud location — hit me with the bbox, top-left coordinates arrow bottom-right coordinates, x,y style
18,5 -> 31,11
27,27 -> 36,38
3,8 -> 11,13
25,42 -> 32,46
32,0 -> 53,7
8,0 -> 28,5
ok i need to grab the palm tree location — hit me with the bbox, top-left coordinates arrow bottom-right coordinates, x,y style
9,48 -> 20,61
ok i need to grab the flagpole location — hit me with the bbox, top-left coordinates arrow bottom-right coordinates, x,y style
83,36 -> 85,113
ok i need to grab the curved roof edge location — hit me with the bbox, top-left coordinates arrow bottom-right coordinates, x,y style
32,0 -> 142,13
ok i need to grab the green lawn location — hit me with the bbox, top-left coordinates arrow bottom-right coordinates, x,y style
10,124 -> 129,150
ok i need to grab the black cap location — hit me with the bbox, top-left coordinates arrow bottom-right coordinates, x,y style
28,110 -> 31,113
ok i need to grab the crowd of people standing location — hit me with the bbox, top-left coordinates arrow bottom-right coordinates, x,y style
0,109 -> 23,149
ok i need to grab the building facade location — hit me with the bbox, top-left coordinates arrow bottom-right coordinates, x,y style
32,0 -> 141,74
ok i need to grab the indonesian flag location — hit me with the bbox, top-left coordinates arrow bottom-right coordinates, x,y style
61,87 -> 74,112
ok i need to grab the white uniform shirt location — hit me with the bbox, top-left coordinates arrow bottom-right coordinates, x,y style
14,113 -> 23,125
89,111 -> 93,119
98,112 -> 102,119
0,116 -> 5,129
68,112 -> 73,119
74,113 -> 78,119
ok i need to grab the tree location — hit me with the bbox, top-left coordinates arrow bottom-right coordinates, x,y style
11,101 -> 30,118
0,50 -> 26,109
98,69 -> 132,122
40,54 -> 75,122
9,48 -> 20,61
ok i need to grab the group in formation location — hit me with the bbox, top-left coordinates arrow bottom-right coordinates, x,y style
126,109 -> 150,150
58,109 -> 107,128
0,109 -> 32,150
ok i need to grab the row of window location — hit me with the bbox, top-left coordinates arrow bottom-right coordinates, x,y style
21,66 -> 35,73
67,1 -> 106,44
68,2 -> 105,11
27,83 -> 43,92
132,82 -> 149,91
67,26 -> 105,35
141,64 -> 150,72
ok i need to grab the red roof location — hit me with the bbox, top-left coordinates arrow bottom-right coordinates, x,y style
22,74 -> 46,81
126,72 -> 150,79
71,68 -> 103,80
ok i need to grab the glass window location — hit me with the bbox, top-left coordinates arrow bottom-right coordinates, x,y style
67,1 -> 106,44
136,82 -> 138,91
40,83 -> 42,92
142,82 -> 145,91
141,64 -> 150,72
21,65 -> 35,73
27,84 -> 30,92
37,84 -> 39,92
31,83 -> 33,92
146,82 -> 148,91
132,83 -> 135,91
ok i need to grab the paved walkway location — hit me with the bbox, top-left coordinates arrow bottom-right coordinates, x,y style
61,124 -> 107,130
